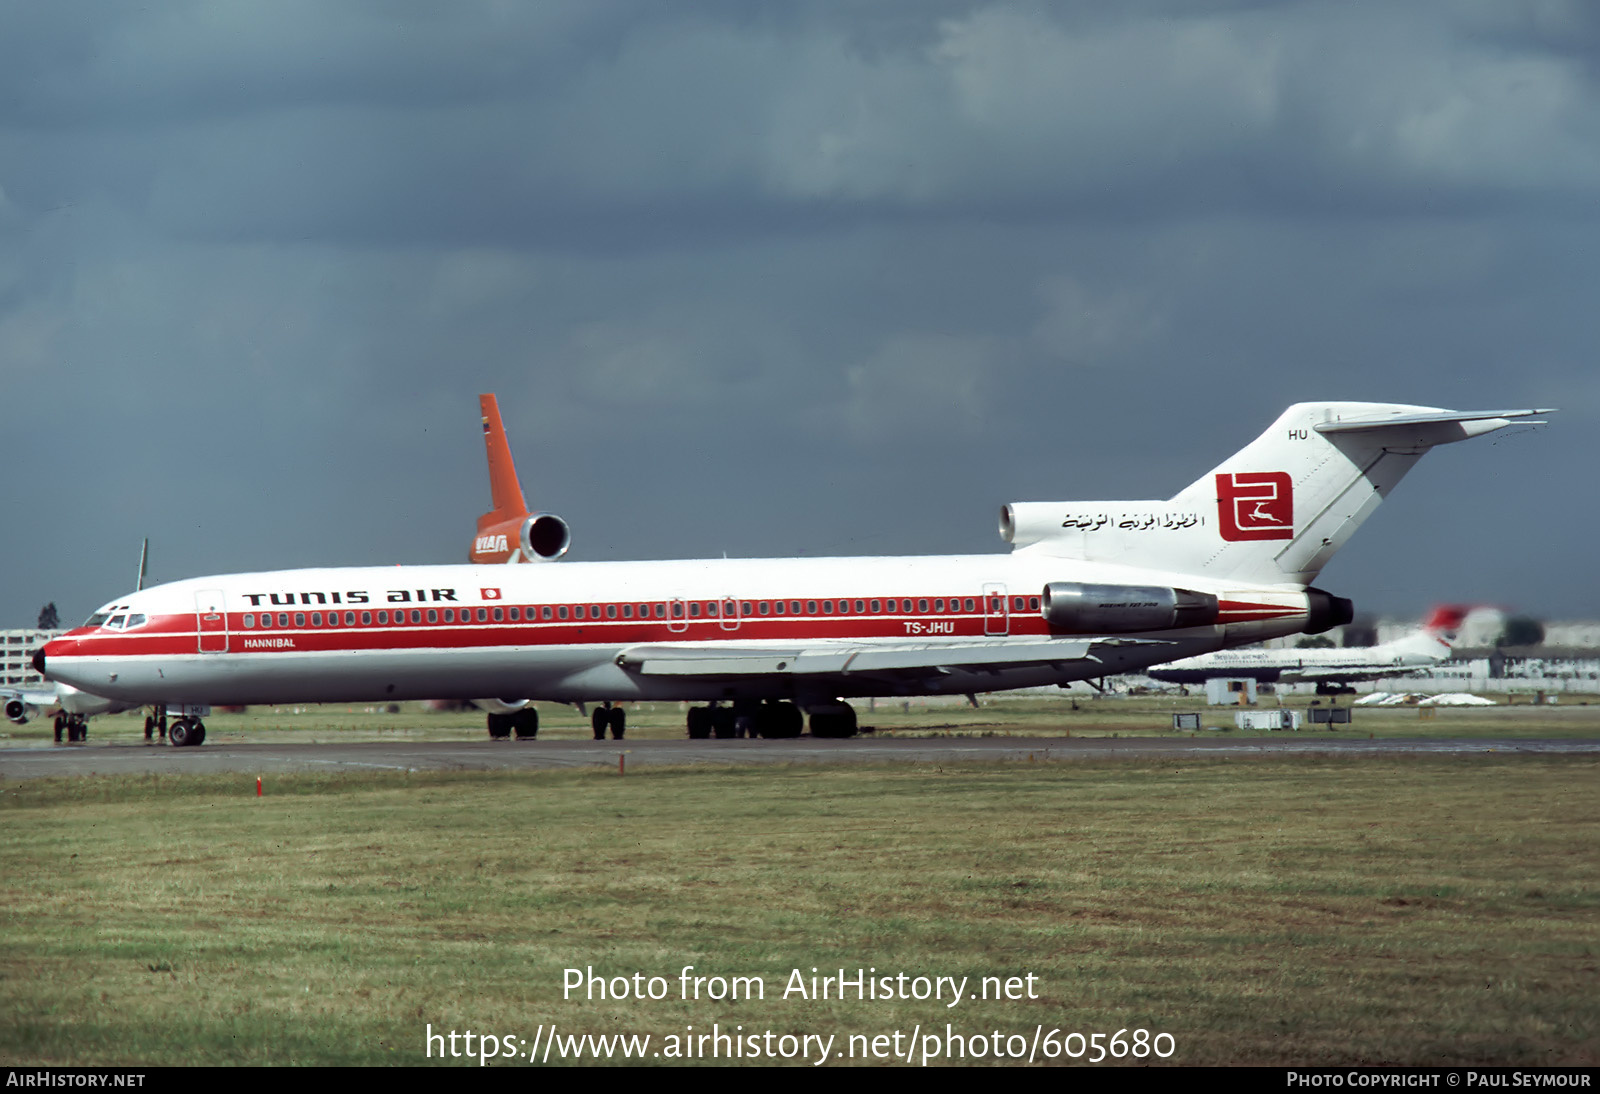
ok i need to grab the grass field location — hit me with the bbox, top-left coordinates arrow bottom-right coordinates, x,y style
2,754 -> 1596,1066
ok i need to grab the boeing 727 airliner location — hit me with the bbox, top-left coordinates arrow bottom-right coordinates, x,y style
36,402 -> 1549,744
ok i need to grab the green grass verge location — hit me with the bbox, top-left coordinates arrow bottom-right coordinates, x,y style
2,755 -> 1596,1066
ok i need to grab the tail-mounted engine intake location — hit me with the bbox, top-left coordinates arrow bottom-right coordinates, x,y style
4,697 -> 30,724
1304,587 -> 1355,634
520,513 -> 571,562
1042,582 -> 1219,633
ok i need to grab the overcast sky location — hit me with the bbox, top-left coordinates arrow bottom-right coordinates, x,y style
2,1 -> 1594,627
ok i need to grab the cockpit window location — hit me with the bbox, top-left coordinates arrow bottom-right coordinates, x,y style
85,613 -> 110,627
125,614 -> 146,628
107,615 -> 127,629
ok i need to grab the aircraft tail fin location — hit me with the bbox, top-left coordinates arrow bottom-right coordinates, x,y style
1005,403 -> 1551,586
1383,604 -> 1471,661
476,393 -> 530,536
1419,604 -> 1470,639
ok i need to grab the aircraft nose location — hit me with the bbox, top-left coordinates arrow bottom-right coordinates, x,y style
31,647 -> 45,676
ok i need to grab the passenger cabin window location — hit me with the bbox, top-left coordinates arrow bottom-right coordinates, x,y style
507,607 -> 518,621
671,603 -> 684,618
311,612 -> 322,626
575,605 -> 586,620
279,613 -> 290,628
477,609 -> 488,622
689,603 -> 701,618
542,606 -> 553,620
427,609 -> 437,623
244,614 -> 255,628
759,602 -> 770,615
295,613 -> 305,627
870,600 -> 881,613
622,604 -> 633,619
377,611 -> 388,624
822,601 -> 833,614
774,601 -> 785,615
1029,597 -> 1041,611
361,611 -> 371,625
558,606 -> 569,620
606,604 -> 617,619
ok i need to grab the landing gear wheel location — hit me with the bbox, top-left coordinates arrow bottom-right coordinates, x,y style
191,721 -> 206,746
809,705 -> 858,739
592,707 -> 608,740
686,707 -> 711,740
168,719 -> 192,747
144,716 -> 156,742
53,713 -> 66,743
486,713 -> 513,739
606,707 -> 626,740
513,709 -> 539,739
711,707 -> 736,739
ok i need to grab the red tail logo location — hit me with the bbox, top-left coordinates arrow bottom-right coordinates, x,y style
1216,472 -> 1293,542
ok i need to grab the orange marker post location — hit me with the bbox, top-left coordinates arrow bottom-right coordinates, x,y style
256,776 -> 262,797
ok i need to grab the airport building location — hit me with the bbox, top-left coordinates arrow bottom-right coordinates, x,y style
2,629 -> 59,687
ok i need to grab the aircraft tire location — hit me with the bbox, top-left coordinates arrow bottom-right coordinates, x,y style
711,708 -> 736,739
144,716 -> 156,741
686,707 -> 711,740
53,713 -> 65,743
592,707 -> 608,740
514,708 -> 539,739
486,713 -> 512,740
169,719 -> 192,747
192,722 -> 206,746
607,708 -> 625,740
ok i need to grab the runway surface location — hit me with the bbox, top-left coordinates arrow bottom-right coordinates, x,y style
3,734 -> 1598,779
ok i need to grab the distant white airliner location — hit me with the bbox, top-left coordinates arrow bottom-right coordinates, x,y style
36,402 -> 1549,745
1145,605 -> 1467,692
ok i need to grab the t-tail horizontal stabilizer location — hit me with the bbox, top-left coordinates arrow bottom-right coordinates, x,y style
1003,403 -> 1552,586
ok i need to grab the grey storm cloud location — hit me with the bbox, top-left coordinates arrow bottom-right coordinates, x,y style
1,1 -> 1595,625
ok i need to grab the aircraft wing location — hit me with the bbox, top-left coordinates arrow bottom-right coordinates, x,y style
615,638 -> 1126,681
2,687 -> 59,708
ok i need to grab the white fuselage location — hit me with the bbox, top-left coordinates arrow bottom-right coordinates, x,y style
41,553 -> 1315,708
1146,632 -> 1451,685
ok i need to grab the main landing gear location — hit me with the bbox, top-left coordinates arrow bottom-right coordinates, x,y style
684,700 -> 808,739
54,712 -> 90,743
487,709 -> 540,740
592,703 -> 625,740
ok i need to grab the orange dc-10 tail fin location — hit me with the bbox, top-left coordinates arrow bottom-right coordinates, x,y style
471,394 -> 570,564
